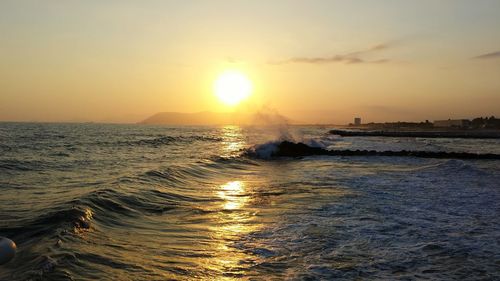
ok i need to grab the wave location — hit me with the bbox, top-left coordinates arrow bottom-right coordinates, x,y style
0,177 -> 218,279
2,157 -> 249,241
417,159 -> 492,177
71,188 -> 203,221
0,159 -> 41,171
0,143 -> 12,152
1,206 -> 93,245
2,181 -> 211,240
119,135 -> 223,147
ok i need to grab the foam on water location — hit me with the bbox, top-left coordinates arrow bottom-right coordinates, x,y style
249,141 -> 280,159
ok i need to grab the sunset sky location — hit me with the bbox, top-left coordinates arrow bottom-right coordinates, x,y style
1,0 -> 500,124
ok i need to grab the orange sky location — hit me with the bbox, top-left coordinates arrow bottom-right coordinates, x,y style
1,1 -> 500,124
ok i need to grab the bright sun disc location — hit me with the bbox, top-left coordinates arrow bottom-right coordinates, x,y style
214,71 -> 252,106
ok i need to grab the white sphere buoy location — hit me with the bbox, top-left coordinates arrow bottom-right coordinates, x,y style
0,237 -> 16,265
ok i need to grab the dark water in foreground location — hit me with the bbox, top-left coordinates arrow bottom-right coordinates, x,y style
1,123 -> 499,280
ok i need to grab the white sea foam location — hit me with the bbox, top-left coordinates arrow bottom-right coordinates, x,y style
250,141 -> 281,159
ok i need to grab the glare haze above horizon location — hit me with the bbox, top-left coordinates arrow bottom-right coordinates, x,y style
1,0 -> 500,124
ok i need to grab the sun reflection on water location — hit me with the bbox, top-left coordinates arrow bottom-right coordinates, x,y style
197,126 -> 262,279
204,180 -> 261,279
218,181 -> 247,210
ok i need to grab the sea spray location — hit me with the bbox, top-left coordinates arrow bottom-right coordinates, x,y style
245,107 -> 298,158
250,141 -> 281,159
250,107 -> 296,141
244,107 -> 334,158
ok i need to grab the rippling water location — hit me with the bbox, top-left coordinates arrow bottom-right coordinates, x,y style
1,123 -> 499,280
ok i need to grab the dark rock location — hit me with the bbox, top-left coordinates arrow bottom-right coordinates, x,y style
271,141 -> 500,160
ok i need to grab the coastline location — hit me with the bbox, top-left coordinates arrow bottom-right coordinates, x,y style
330,129 -> 500,139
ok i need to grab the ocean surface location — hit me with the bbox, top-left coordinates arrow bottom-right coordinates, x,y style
1,123 -> 499,280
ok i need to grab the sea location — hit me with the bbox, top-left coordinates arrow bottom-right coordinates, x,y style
1,122 -> 499,280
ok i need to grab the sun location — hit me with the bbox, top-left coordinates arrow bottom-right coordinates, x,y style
214,70 -> 252,106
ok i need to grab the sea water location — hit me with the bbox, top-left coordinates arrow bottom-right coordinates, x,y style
1,123 -> 499,280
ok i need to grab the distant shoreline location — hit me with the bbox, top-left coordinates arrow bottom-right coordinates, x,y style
330,129 -> 500,139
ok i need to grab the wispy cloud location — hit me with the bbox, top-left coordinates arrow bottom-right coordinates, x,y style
473,51 -> 500,60
269,43 -> 392,65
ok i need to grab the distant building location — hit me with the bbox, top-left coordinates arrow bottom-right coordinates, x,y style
354,117 -> 361,126
433,119 -> 470,128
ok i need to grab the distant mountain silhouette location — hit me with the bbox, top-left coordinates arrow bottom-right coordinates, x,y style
139,111 -> 252,125
139,111 -> 295,125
